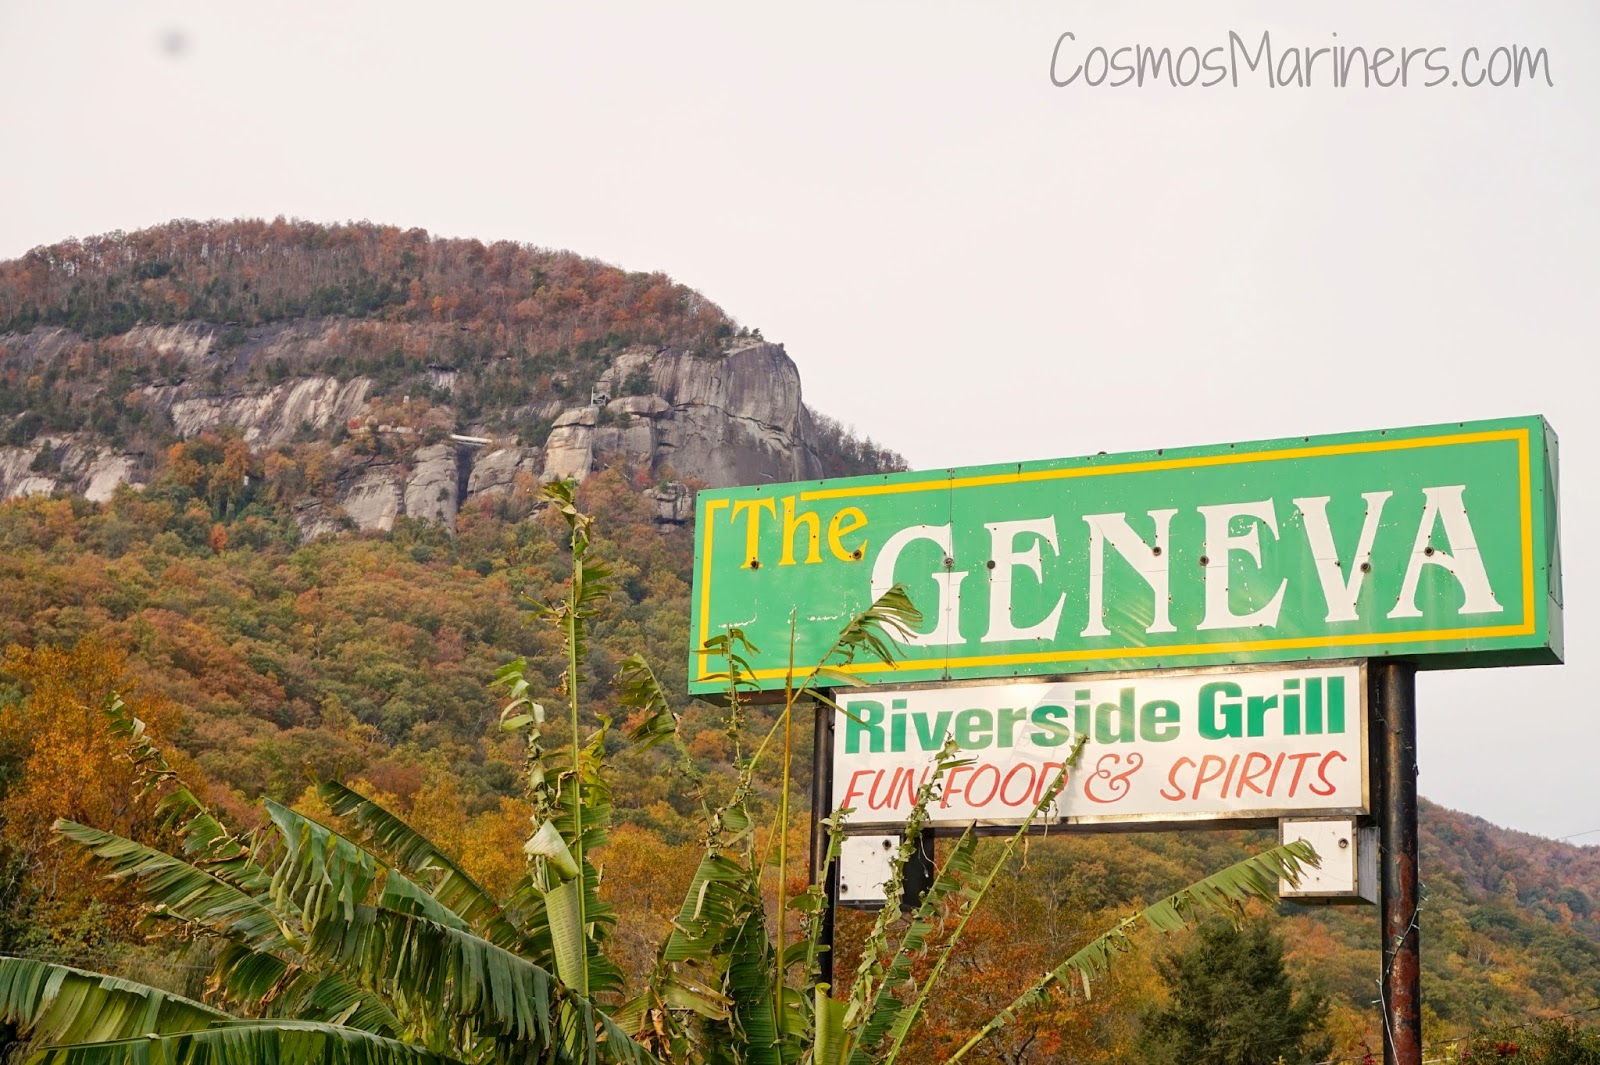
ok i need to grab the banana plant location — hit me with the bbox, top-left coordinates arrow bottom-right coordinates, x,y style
0,484 -> 1321,1065
0,696 -> 654,1064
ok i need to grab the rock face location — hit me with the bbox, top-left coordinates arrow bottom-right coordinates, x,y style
466,447 -> 543,497
542,407 -> 600,484
403,444 -> 462,527
538,343 -> 825,489
0,438 -> 147,503
339,465 -> 405,533
657,343 -> 825,486
158,376 -> 371,449
1,317 -> 841,535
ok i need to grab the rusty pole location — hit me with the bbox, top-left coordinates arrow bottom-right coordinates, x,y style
808,696 -> 838,990
1376,661 -> 1421,1065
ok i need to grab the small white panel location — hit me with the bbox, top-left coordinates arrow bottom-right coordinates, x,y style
1279,818 -> 1377,904
1357,824 -> 1378,902
839,834 -> 898,910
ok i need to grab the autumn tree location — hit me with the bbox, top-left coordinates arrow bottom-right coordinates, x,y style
164,431 -> 256,518
0,641 -> 198,940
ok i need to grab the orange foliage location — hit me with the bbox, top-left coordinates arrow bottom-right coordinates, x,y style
595,825 -> 702,993
0,219 -> 736,356
0,640 -> 204,936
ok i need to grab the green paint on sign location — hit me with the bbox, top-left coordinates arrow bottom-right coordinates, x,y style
688,416 -> 1562,694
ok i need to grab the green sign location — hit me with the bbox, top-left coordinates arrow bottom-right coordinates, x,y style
688,416 -> 1562,695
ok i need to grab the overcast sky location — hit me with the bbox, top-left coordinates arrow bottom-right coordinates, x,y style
1,1 -> 1595,841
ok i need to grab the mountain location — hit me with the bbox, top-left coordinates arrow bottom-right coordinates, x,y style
0,219 -> 905,533
0,221 -> 1596,1063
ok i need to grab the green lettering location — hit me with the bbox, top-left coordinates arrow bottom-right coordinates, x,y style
997,706 -> 1030,747
890,699 -> 908,751
1095,688 -> 1136,744
1282,680 -> 1302,736
1327,675 -> 1345,733
913,710 -> 954,751
954,708 -> 993,749
1246,695 -> 1277,737
1199,682 -> 1243,739
1140,699 -> 1180,741
1029,705 -> 1071,747
845,700 -> 884,753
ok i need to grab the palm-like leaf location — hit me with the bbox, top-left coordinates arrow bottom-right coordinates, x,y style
265,799 -> 384,927
208,945 -> 399,1035
844,829 -> 981,1064
54,822 -> 400,1037
721,910 -> 782,1065
613,654 -> 678,752
533,478 -> 619,1007
296,902 -> 655,1065
317,781 -> 523,949
26,1020 -> 470,1065
876,753 -> 1080,1065
53,821 -> 288,950
943,840 -> 1321,1063
104,698 -> 267,892
840,739 -> 968,1058
518,735 -> 625,1004
815,584 -> 922,679
0,958 -> 226,1045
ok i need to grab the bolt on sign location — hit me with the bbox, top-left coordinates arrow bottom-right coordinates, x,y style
832,663 -> 1366,830
688,416 -> 1561,695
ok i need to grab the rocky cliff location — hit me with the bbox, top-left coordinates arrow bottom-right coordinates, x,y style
0,221 -> 904,534
0,324 -> 829,534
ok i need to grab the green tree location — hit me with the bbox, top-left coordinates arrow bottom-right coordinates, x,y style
1463,1017 -> 1600,1063
1138,917 -> 1330,1065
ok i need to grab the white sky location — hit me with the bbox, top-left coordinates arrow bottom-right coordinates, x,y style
1,1 -> 1596,840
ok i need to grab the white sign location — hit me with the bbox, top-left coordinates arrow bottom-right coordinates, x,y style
832,662 -> 1367,830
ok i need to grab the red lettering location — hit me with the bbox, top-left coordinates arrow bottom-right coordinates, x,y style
1033,762 -> 1066,805
1220,753 -> 1241,797
1192,755 -> 1228,799
942,765 -> 972,807
1310,751 -> 1347,796
1085,752 -> 1144,804
1235,752 -> 1274,797
891,767 -> 918,808
868,769 -> 898,810
1000,763 -> 1038,807
1161,757 -> 1196,801
1267,751 -> 1287,794
1284,752 -> 1319,797
966,764 -> 1001,807
841,770 -> 875,809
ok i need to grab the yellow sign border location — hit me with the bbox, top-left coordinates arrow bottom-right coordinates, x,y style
696,427 -> 1536,683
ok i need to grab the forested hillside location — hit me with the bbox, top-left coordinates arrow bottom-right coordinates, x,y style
1,468 -> 1597,1062
0,222 -> 1595,1063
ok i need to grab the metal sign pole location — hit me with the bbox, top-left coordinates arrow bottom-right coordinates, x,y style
809,695 -> 838,990
1375,661 -> 1421,1065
